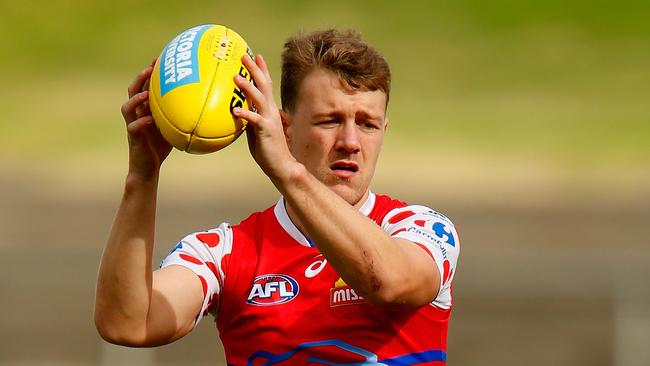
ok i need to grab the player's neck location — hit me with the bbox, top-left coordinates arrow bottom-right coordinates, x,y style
283,190 -> 370,241
283,202 -> 308,240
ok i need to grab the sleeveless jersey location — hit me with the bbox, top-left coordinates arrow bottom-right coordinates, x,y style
161,192 -> 460,365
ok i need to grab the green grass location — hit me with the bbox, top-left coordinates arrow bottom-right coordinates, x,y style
1,0 -> 648,174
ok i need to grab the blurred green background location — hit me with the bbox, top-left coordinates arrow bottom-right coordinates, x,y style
1,0 -> 649,365
2,0 -> 648,189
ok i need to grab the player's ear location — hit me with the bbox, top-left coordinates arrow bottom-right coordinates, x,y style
384,117 -> 389,132
280,109 -> 292,142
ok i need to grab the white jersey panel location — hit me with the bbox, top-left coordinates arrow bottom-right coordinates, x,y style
381,205 -> 460,309
160,222 -> 233,325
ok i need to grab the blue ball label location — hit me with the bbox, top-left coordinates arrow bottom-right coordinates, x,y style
160,24 -> 211,96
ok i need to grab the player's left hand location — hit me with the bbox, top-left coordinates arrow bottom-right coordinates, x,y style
232,54 -> 300,183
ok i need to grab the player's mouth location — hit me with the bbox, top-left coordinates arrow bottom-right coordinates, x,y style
330,161 -> 359,179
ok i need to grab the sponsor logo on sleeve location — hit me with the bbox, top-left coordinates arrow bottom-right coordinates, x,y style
246,274 -> 299,306
409,219 -> 457,247
432,221 -> 456,246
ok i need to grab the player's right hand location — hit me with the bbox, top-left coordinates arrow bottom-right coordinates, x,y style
121,58 -> 172,180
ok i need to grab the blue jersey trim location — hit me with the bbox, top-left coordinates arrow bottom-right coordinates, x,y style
246,339 -> 445,365
381,349 -> 447,365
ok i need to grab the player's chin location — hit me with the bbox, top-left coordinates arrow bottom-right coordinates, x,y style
328,184 -> 366,206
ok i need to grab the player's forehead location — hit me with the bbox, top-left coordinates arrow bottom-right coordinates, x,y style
293,68 -> 387,120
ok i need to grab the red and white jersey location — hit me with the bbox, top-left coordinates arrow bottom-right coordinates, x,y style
161,192 -> 460,365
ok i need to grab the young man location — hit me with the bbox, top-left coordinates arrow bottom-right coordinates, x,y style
95,29 -> 460,364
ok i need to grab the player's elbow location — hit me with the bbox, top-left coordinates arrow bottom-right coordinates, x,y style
365,273 -> 438,308
96,327 -> 141,347
95,321 -> 134,347
367,288 -> 431,308
94,312 -> 151,347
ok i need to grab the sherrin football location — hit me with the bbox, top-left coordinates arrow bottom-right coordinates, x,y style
149,24 -> 254,154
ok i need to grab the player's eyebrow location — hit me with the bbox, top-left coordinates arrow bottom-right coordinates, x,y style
311,111 -> 341,119
311,110 -> 383,121
355,110 -> 383,122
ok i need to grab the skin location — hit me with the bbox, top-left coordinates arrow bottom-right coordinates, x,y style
94,54 -> 440,347
283,67 -> 386,208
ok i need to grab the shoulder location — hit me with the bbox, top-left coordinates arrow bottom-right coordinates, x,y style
163,203 -> 276,267
383,204 -> 459,246
373,198 -> 460,309
367,193 -> 408,224
383,204 -> 456,227
229,204 -> 276,237
369,193 -> 456,225
370,193 -> 459,248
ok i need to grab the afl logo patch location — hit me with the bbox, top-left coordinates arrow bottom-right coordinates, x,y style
246,274 -> 299,306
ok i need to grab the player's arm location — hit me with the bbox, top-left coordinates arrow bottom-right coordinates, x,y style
94,62 -> 204,346
233,55 -> 443,307
286,174 -> 441,307
288,195 -> 459,309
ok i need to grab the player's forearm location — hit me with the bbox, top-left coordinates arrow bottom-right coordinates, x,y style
95,174 -> 158,343
277,167 -> 419,305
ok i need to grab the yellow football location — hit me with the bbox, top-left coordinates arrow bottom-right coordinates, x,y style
149,24 -> 253,154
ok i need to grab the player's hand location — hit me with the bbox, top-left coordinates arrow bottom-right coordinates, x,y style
232,54 -> 301,183
121,58 -> 172,180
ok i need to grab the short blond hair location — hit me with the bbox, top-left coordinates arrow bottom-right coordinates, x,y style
281,29 -> 391,111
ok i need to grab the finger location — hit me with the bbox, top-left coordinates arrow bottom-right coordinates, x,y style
128,65 -> 154,98
253,55 -> 278,110
142,76 -> 151,93
142,61 -> 155,92
256,54 -> 272,81
245,119 -> 257,155
242,54 -> 272,96
234,73 -> 267,115
233,107 -> 264,129
121,90 -> 149,123
126,115 -> 154,135
135,100 -> 150,119
142,58 -> 157,92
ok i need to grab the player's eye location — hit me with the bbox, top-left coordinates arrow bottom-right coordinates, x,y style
317,119 -> 339,127
359,120 -> 380,130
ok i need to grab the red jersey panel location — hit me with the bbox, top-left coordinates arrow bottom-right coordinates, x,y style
161,193 -> 460,365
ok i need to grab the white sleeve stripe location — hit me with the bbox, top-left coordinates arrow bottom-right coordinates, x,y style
158,223 -> 234,328
382,205 -> 459,310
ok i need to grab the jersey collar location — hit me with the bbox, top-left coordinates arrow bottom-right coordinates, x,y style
274,191 -> 376,248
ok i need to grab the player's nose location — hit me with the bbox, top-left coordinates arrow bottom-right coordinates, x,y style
335,121 -> 361,153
